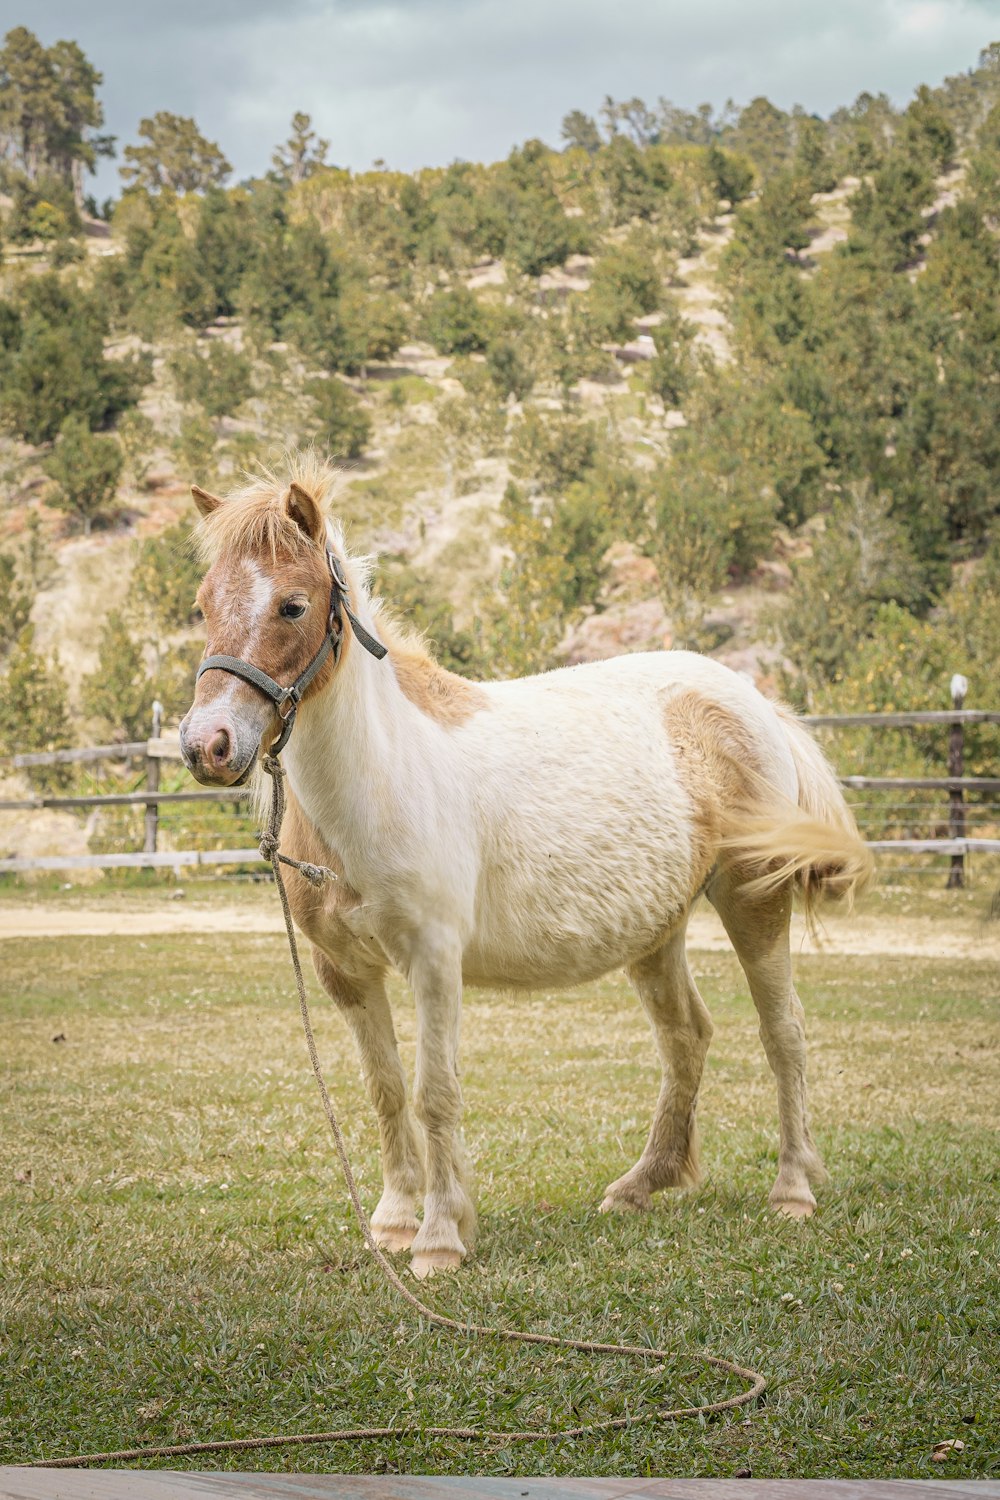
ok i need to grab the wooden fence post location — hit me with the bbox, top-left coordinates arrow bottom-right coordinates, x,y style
143,700 -> 164,856
947,674 -> 968,889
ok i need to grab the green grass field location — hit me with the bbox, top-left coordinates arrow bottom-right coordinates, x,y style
1,892 -> 997,1477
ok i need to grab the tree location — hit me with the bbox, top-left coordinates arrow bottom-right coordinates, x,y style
727,96 -> 793,179
0,549 -> 32,657
0,273 -> 150,443
80,611 -> 152,740
901,84 -> 955,171
560,110 -> 602,155
0,27 -> 113,204
849,146 -> 936,269
0,626 -> 72,790
43,415 -> 123,535
272,112 -> 329,182
792,113 -> 837,193
131,521 -> 203,640
168,340 -> 254,419
706,144 -> 754,205
509,408 -> 599,496
647,306 -> 700,407
307,376 -> 371,459
120,112 -> 231,194
423,286 -> 490,354
601,95 -> 659,146
600,135 -> 673,224
487,482 -> 576,677
485,336 -> 536,402
778,484 -> 929,692
482,140 -> 585,275
116,409 -> 157,489
583,235 -> 662,343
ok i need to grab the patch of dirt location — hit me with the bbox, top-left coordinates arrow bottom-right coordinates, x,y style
2,897 -> 996,962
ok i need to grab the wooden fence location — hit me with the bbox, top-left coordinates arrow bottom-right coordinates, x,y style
1,687 -> 998,883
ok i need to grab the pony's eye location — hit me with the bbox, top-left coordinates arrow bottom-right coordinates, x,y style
280,599 -> 307,620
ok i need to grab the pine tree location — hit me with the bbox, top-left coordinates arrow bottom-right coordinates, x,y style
120,112 -> 231,194
43,415 -> 123,535
271,112 -> 330,183
0,626 -> 73,790
80,611 -> 152,741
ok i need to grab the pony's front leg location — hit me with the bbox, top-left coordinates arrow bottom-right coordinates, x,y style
311,950 -> 424,1252
407,931 -> 475,1278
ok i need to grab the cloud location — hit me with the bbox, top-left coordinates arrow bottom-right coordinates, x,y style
10,0 -> 999,198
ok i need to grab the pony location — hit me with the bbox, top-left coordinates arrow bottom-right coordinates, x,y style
180,457 -> 872,1278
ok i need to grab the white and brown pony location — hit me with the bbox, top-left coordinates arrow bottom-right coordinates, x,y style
180,459 -> 872,1277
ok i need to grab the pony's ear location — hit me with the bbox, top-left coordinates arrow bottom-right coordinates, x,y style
284,482 -> 326,544
191,484 -> 223,518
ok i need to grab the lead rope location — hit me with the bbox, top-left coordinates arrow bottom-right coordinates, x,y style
26,753 -> 765,1469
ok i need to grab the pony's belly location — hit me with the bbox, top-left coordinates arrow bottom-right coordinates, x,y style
460,901 -> 686,990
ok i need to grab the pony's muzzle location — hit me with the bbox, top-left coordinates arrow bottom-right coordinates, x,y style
180,711 -> 255,786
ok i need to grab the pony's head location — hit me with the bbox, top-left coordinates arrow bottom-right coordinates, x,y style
179,460 -> 347,785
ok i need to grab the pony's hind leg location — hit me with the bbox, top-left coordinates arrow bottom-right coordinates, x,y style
312,949 -> 424,1252
601,920 -> 714,1214
707,872 -> 826,1218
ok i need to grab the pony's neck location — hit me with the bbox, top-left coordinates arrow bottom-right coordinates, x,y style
281,585 -> 435,876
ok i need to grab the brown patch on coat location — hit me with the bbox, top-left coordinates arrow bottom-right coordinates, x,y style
665,688 -> 873,919
280,792 -> 360,953
663,689 -> 764,895
390,645 -> 490,727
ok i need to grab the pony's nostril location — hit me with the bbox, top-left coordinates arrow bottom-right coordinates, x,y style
206,728 -> 231,767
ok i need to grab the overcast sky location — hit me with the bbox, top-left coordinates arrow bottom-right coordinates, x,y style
6,0 -> 1000,199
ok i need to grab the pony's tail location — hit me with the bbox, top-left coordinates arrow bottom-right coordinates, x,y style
718,707 -> 874,925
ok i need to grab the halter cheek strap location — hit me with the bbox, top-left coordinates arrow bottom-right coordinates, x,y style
196,549 -> 387,757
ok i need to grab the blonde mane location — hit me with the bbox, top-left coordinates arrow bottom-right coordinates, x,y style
194,454 -> 341,565
192,453 -> 456,688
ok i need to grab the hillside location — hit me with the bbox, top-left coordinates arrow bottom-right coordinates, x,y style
2,34 -> 1000,869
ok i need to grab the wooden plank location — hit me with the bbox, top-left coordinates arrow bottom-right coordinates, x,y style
0,790 -> 247,812
6,741 -> 148,769
868,839 -> 1000,854
804,709 -> 1000,727
839,776 -> 1000,792
0,848 -> 265,874
2,838 -> 997,876
2,1474 -> 997,1499
147,736 -> 185,760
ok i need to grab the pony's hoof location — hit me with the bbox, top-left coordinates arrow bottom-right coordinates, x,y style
370,1220 -> 419,1253
771,1194 -> 816,1219
599,1183 -> 651,1214
410,1248 -> 464,1279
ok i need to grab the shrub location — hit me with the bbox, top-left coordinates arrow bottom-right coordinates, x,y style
131,521 -> 203,639
422,287 -> 490,354
116,409 -> 157,489
0,274 -> 150,444
42,416 -> 123,535
307,377 -> 371,460
80,611 -> 152,741
169,340 -> 254,419
0,550 -> 33,659
0,627 -> 73,791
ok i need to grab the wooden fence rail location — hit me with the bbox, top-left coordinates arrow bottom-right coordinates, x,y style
802,710 -> 1000,728
2,684 -> 997,883
0,848 -> 263,875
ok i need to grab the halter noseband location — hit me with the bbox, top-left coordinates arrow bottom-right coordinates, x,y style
196,548 -> 387,757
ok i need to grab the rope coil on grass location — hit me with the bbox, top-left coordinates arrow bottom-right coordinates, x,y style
25,754 -> 766,1469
